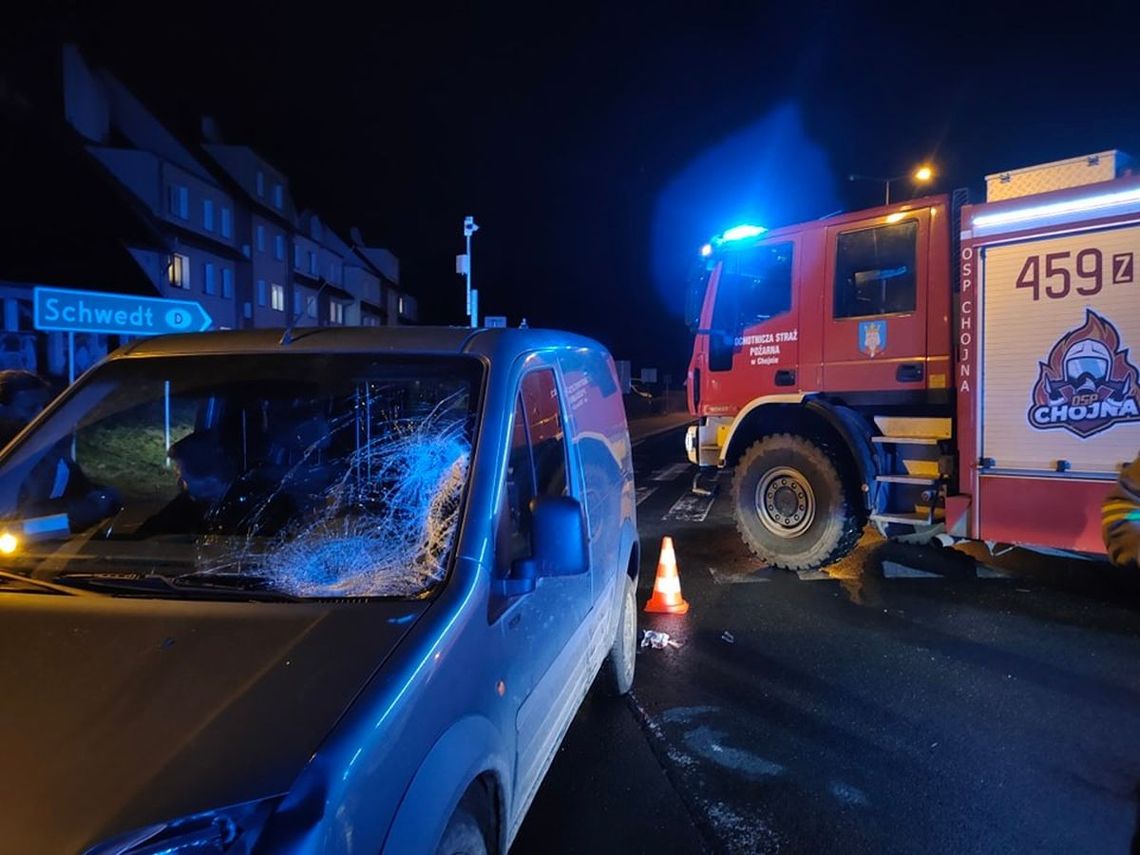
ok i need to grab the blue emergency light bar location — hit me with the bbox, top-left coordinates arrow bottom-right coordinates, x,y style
700,223 -> 767,257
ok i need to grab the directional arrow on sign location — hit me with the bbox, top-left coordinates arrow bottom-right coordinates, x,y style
34,287 -> 212,336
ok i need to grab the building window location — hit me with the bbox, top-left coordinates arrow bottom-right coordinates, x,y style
256,170 -> 265,197
273,183 -> 283,210
834,220 -> 918,319
275,233 -> 285,261
364,315 -> 379,327
329,301 -> 344,325
256,279 -> 267,307
309,251 -> 318,276
203,199 -> 215,232
204,262 -> 216,295
168,185 -> 189,220
168,253 -> 190,289
221,267 -> 233,299
256,225 -> 266,253
294,245 -> 303,269
398,296 -> 405,315
271,283 -> 285,312
307,294 -> 317,318
294,290 -> 304,316
220,207 -> 233,238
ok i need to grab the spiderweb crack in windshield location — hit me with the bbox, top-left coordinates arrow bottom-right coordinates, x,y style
200,397 -> 471,598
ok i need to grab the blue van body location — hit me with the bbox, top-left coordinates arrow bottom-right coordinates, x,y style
0,327 -> 639,854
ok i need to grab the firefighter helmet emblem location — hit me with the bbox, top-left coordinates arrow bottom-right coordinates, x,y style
1028,309 -> 1140,438
858,320 -> 886,357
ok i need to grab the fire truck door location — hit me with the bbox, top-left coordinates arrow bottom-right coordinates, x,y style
822,211 -> 931,395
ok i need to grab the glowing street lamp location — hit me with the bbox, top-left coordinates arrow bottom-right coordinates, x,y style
849,164 -> 936,205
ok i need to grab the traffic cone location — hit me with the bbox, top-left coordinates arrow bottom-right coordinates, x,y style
644,536 -> 689,614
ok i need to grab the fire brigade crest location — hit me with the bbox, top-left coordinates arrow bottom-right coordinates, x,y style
858,320 -> 887,357
1027,309 -> 1140,438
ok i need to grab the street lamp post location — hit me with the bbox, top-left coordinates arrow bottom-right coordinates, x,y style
849,165 -> 935,205
457,216 -> 479,327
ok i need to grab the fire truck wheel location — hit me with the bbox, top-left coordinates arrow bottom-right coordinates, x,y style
732,433 -> 862,571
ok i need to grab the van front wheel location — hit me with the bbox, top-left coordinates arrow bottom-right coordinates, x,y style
602,576 -> 637,696
732,434 -> 862,571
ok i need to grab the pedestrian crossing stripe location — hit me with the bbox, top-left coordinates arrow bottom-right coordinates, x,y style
663,492 -> 716,523
648,462 -> 691,482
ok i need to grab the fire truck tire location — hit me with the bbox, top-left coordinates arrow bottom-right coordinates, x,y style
732,433 -> 862,571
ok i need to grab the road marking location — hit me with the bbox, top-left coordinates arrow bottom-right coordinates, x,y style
795,569 -> 832,581
649,462 -> 691,482
635,485 -> 657,506
975,564 -> 1011,578
708,566 -> 771,584
882,561 -> 942,579
663,491 -> 716,522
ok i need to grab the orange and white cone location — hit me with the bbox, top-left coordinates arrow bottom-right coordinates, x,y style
644,536 -> 689,614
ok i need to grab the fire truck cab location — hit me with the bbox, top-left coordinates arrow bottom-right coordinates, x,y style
686,151 -> 1140,571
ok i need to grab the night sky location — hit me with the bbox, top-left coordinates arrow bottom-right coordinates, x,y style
7,1 -> 1140,373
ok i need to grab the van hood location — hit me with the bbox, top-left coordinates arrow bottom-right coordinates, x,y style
0,591 -> 427,853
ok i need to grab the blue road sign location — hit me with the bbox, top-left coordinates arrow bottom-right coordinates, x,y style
34,287 -> 212,336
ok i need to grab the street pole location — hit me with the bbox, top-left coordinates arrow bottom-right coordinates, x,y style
463,216 -> 479,327
885,179 -> 891,206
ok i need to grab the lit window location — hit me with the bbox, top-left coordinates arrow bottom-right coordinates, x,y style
273,183 -> 283,209
168,253 -> 190,289
398,296 -> 405,315
203,199 -> 215,232
256,279 -> 266,307
271,283 -> 285,312
256,170 -> 265,197
275,234 -> 285,261
220,207 -> 233,238
329,301 -> 344,325
221,268 -> 233,299
256,225 -> 265,253
204,262 -> 216,295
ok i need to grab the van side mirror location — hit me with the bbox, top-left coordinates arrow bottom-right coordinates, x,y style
498,496 -> 589,598
529,495 -> 589,577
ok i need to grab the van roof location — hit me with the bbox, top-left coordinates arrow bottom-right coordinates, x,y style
112,326 -> 611,362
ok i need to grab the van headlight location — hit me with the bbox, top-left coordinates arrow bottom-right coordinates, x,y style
86,797 -> 279,855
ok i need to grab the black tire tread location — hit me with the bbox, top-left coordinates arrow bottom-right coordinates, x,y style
732,432 -> 862,571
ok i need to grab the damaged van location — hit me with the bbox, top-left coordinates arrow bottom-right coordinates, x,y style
0,326 -> 639,854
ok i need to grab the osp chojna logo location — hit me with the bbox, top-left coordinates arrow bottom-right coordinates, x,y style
1028,309 -> 1140,438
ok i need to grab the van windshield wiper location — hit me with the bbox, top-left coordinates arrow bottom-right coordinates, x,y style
53,571 -> 299,602
0,570 -> 79,596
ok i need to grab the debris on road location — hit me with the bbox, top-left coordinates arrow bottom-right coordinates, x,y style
721,631 -> 735,644
641,630 -> 681,649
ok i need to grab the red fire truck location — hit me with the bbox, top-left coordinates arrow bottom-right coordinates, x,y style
684,151 -> 1140,570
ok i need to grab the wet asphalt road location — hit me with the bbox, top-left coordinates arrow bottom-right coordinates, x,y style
514,425 -> 1140,854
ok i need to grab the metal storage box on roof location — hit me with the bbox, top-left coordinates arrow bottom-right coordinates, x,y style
985,150 -> 1132,201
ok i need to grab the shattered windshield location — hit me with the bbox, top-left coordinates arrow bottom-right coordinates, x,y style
0,353 -> 481,600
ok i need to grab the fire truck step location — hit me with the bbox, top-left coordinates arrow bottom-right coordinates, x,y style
871,511 -> 938,526
875,474 -> 941,485
871,436 -> 943,446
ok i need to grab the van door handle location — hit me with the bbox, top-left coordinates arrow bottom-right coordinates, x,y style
774,369 -> 796,387
896,363 -> 924,383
